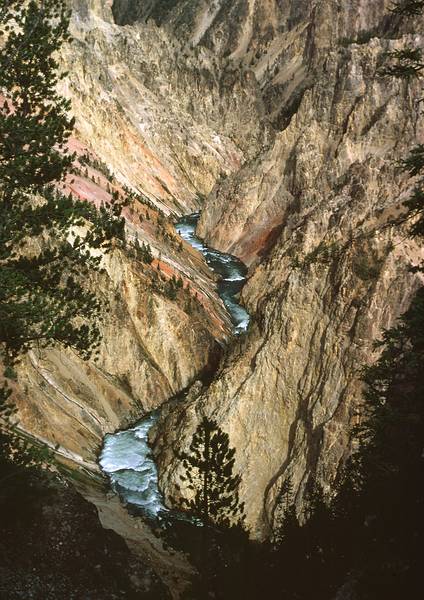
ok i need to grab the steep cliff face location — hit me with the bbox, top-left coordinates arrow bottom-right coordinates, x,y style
64,0 -> 269,213
196,0 -> 418,262
10,0 -> 269,464
154,0 -> 424,538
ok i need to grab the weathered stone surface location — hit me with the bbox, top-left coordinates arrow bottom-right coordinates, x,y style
63,0 -> 269,214
154,0 -> 424,538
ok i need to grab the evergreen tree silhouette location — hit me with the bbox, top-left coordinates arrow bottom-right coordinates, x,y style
178,417 -> 245,528
379,1 -> 424,252
272,475 -> 299,548
175,418 -> 250,599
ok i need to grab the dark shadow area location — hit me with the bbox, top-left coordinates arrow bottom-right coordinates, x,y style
112,0 -> 182,26
0,465 -> 165,599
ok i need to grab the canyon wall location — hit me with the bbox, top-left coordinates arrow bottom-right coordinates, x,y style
5,0 -> 423,540
9,0 -> 268,465
67,0 -> 269,213
153,0 -> 424,538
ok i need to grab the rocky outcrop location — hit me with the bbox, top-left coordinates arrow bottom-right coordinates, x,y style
154,0 -> 424,538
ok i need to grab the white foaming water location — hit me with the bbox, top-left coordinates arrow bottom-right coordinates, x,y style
100,213 -> 250,520
176,214 -> 250,334
99,412 -> 168,519
223,274 -> 245,282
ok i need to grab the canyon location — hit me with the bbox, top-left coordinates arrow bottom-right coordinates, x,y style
6,0 -> 424,572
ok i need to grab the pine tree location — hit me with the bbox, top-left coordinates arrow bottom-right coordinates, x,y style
390,0 -> 424,16
0,0 -> 125,361
379,2 -> 424,245
272,475 -> 296,545
134,239 -> 153,264
175,418 -> 248,600
178,417 -> 245,528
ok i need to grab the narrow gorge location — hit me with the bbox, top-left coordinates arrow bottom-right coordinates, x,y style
1,0 -> 423,598
99,212 -> 250,521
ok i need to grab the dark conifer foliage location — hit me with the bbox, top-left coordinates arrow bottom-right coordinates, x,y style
272,475 -> 299,548
0,0 -> 125,362
390,0 -> 424,16
0,0 -> 74,191
178,417 -> 245,528
380,1 -> 424,80
379,47 -> 424,78
378,3 -> 424,251
171,418 -> 249,599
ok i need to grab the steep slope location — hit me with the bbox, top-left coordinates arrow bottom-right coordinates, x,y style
66,0 -> 269,212
196,0 -> 417,260
153,0 -> 424,537
7,0 -> 268,465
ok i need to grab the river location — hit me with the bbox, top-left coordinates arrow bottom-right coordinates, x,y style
99,213 -> 249,521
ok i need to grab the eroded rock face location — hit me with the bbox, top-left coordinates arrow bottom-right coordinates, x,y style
196,1 -> 420,264
9,0 -> 269,464
154,0 -> 424,538
64,0 -> 269,214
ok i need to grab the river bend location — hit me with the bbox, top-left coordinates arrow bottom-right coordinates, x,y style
99,213 -> 249,520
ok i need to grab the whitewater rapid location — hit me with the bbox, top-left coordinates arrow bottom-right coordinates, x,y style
99,213 -> 250,520
175,213 -> 250,335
